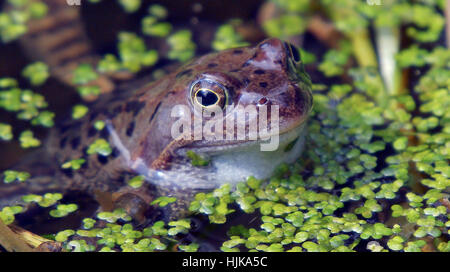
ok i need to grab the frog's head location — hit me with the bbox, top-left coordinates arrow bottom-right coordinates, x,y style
134,38 -> 313,188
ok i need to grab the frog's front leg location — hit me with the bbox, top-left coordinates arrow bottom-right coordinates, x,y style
108,184 -> 159,225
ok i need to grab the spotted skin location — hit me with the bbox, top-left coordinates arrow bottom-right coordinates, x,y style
0,38 -> 313,221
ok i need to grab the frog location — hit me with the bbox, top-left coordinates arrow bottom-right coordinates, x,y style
0,2 -> 313,223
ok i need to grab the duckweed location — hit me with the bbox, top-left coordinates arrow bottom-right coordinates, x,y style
151,196 -> 177,207
22,62 -> 49,86
72,104 -> 88,120
0,206 -> 23,225
3,170 -> 30,183
87,138 -> 112,156
0,123 -> 13,141
49,204 -> 78,218
186,151 -> 210,167
167,30 -> 196,62
142,5 -> 171,38
127,175 -> 145,189
61,159 -> 86,171
18,130 -> 40,148
212,24 -> 249,51
118,0 -> 141,13
94,120 -> 105,131
22,192 -> 62,208
72,64 -> 98,85
118,32 -> 159,72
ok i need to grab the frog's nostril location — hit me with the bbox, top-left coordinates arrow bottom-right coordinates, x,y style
258,97 -> 268,106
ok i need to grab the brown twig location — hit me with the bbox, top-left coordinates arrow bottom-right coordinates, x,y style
0,221 -> 34,252
9,225 -> 64,252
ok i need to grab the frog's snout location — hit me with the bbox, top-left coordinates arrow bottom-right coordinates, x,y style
255,38 -> 303,75
256,38 -> 298,61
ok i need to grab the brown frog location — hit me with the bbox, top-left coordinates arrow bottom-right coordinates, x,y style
0,6 -> 312,220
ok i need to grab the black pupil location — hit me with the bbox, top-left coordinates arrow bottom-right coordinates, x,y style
196,89 -> 218,107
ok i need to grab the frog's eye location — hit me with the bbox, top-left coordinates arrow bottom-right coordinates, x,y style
190,79 -> 228,110
284,42 -> 301,63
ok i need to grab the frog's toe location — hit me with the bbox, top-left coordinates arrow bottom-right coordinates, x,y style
113,193 -> 152,225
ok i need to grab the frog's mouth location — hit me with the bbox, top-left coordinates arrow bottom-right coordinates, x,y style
177,121 -> 306,155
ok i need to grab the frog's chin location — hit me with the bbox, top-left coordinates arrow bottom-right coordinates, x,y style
202,122 -> 307,186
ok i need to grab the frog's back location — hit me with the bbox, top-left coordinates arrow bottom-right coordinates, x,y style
42,75 -> 170,191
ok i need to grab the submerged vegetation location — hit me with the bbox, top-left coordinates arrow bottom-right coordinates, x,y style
0,0 -> 449,252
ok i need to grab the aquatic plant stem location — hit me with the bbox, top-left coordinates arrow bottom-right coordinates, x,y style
446,0 -> 450,48
348,28 -> 389,107
347,28 -> 378,68
375,26 -> 403,95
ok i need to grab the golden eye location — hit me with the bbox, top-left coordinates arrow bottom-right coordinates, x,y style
190,79 -> 228,110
